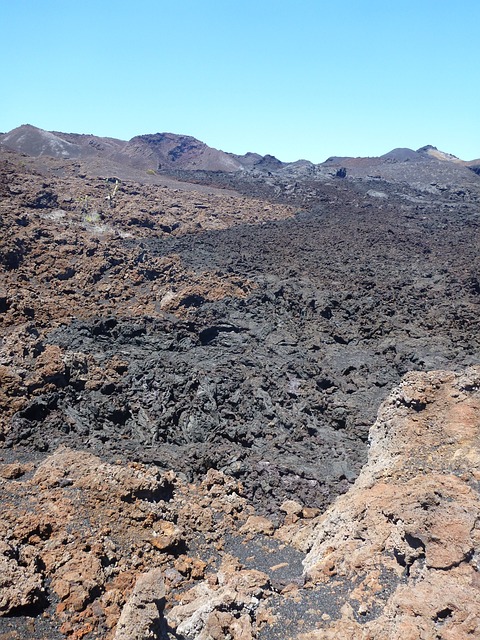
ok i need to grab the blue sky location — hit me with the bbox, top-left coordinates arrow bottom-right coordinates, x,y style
2,1 -> 479,162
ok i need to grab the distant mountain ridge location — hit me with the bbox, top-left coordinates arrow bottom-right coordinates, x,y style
0,124 -> 286,174
112,132 -> 246,172
1,124 -> 479,177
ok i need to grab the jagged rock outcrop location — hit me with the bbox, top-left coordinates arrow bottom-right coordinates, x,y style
168,556 -> 271,639
113,569 -> 167,640
0,540 -> 45,616
0,445 -> 257,638
298,368 -> 480,639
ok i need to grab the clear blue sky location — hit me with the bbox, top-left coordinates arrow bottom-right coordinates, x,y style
2,0 -> 479,162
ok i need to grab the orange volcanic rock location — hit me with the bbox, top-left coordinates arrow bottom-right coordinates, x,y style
0,445 -> 254,638
167,554 -> 271,640
300,368 -> 480,639
113,568 -> 166,640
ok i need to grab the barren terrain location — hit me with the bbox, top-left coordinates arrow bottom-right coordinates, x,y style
1,126 -> 479,638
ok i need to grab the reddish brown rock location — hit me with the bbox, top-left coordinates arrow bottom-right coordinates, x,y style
150,521 -> 183,552
0,445 -> 256,638
53,552 -> 104,613
301,368 -> 480,639
239,515 -> 275,537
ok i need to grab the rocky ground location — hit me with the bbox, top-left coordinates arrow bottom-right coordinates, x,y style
1,133 -> 480,638
1,369 -> 478,639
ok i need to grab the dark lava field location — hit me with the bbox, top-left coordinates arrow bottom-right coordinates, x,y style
2,135 -> 479,516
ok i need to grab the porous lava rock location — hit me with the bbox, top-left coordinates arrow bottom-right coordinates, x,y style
296,368 -> 480,639
0,445 -> 256,638
113,569 -> 166,640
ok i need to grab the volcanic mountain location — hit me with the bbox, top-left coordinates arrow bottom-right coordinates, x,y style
2,123 -> 479,181
0,124 -> 287,174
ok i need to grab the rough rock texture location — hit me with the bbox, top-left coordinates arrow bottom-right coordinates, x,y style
298,368 -> 480,639
1,131 -> 480,638
1,370 -> 479,639
0,445 -> 261,638
113,569 -> 166,640
2,144 -> 480,519
0,540 -> 44,615
168,556 -> 270,639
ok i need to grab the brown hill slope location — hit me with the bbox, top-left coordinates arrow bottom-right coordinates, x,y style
112,132 -> 245,172
0,125 -> 286,175
0,124 -> 124,159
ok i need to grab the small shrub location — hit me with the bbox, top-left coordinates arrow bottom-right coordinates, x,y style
76,195 -> 90,214
84,211 -> 102,224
